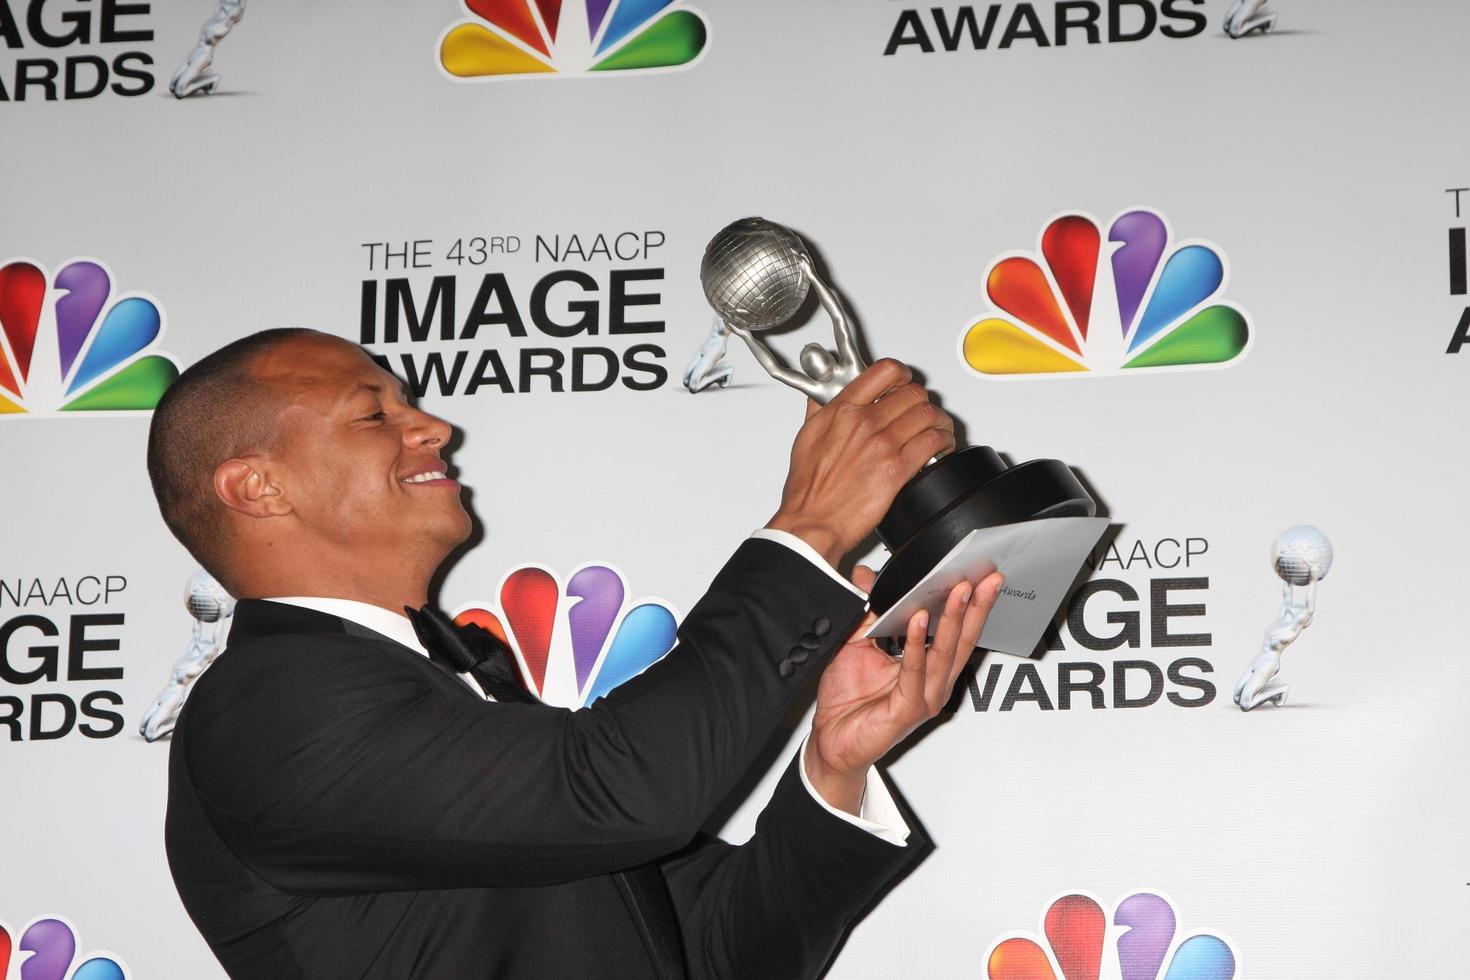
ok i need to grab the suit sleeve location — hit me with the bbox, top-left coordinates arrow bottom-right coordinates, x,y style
659,755 -> 920,980
181,538 -> 867,895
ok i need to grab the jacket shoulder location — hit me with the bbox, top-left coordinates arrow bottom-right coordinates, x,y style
186,630 -> 431,705
174,632 -> 437,781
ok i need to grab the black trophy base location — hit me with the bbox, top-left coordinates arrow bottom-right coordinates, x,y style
867,446 -> 1095,615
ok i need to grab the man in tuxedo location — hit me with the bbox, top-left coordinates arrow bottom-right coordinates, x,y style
150,328 -> 1002,979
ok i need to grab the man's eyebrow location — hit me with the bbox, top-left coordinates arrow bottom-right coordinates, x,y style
344,379 -> 410,401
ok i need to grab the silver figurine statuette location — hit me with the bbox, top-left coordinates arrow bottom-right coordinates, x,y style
1223,0 -> 1277,38
1234,525 -> 1332,711
171,0 -> 246,98
701,218 -> 866,405
139,570 -> 236,741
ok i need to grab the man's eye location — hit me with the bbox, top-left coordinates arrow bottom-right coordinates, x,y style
358,411 -> 387,422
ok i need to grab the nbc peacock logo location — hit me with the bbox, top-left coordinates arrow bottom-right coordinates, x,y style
453,563 -> 679,708
986,891 -> 1238,980
0,915 -> 129,980
0,258 -> 178,418
438,0 -> 708,80
960,209 -> 1252,378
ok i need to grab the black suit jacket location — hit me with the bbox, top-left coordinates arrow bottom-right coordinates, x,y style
166,539 -> 921,978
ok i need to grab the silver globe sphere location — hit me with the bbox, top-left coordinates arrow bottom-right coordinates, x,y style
700,217 -> 811,331
1271,525 -> 1333,585
185,569 -> 236,622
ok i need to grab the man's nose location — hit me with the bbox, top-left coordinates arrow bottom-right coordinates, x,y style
405,408 -> 453,448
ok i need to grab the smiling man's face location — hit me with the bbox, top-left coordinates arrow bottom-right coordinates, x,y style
250,334 -> 471,564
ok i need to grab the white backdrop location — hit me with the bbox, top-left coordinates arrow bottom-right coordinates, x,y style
3,0 -> 1469,976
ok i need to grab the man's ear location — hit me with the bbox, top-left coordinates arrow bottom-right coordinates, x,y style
214,458 -> 293,518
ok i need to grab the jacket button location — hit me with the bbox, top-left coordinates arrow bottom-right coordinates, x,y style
790,648 -> 810,666
813,617 -> 831,637
778,659 -> 795,678
798,632 -> 820,650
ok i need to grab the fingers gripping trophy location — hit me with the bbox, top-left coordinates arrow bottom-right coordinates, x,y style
701,218 -> 1098,617
139,570 -> 236,741
1233,525 -> 1332,711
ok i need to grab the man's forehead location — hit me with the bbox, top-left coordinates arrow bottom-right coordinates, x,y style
253,335 -> 402,397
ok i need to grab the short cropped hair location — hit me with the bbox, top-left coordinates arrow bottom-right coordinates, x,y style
146,328 -> 314,585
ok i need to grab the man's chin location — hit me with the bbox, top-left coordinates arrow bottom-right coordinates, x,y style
403,496 -> 475,552
449,514 -> 475,547
439,507 -> 475,547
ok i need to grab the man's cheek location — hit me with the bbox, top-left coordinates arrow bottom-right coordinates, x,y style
331,483 -> 386,530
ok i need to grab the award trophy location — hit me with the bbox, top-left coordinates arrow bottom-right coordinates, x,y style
139,570 -> 236,741
700,217 -> 1101,636
1234,525 -> 1331,711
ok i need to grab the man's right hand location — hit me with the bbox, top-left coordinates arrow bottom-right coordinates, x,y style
766,359 -> 955,566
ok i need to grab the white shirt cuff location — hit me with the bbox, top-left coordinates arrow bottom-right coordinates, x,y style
749,528 -> 867,599
796,735 -> 910,847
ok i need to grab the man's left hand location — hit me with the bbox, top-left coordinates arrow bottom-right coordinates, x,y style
803,566 -> 1003,815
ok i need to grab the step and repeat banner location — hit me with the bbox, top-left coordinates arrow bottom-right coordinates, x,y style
3,0 -> 1468,976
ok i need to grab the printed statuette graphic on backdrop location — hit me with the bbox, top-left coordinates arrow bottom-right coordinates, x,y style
439,0 -> 708,79
140,570 -> 236,742
453,563 -> 678,709
1234,524 -> 1331,712
1223,0 -> 1279,38
682,314 -> 734,393
170,0 -> 246,97
0,916 -> 129,980
960,208 -> 1252,378
986,890 -> 1237,980
0,258 -> 178,417
699,217 -> 1104,633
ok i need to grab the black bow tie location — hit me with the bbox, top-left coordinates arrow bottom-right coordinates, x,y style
405,605 -> 538,704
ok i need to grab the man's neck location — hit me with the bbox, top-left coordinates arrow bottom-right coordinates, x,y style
233,550 -> 440,616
